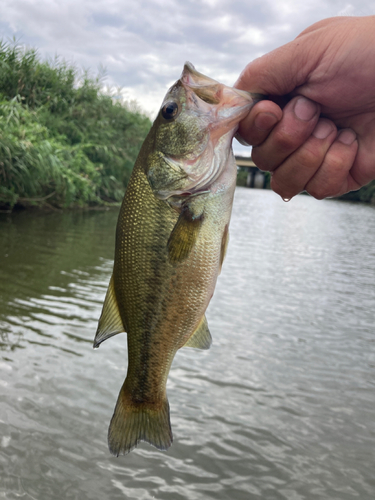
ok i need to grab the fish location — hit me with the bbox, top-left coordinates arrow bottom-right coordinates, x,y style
94,62 -> 261,456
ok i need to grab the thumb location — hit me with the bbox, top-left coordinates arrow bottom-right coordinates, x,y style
234,29 -> 324,96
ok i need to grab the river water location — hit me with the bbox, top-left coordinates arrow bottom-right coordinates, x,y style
0,188 -> 374,500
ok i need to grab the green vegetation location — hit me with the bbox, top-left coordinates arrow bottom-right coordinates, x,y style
236,168 -> 248,187
236,167 -> 270,189
338,180 -> 375,204
1,40 -> 373,210
0,40 -> 151,210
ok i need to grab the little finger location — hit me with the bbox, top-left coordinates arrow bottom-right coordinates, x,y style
305,129 -> 358,199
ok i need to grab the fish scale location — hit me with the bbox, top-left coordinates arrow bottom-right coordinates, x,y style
94,62 -> 261,455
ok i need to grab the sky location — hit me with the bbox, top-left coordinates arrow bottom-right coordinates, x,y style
0,0 -> 372,155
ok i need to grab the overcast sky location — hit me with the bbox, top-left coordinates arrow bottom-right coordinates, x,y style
1,0 -> 372,154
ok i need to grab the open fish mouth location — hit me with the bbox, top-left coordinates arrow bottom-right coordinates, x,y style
181,62 -> 264,125
160,63 -> 262,200
147,62 -> 263,203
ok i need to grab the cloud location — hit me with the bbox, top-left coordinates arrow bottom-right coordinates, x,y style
0,0 -> 374,129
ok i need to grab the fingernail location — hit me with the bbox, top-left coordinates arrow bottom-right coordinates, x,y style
254,112 -> 279,131
312,120 -> 334,139
294,97 -> 318,121
337,129 -> 356,145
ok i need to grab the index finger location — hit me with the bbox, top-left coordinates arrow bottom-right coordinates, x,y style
236,100 -> 282,146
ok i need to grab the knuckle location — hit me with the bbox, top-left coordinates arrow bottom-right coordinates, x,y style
307,175 -> 342,200
250,132 -> 269,148
307,186 -> 328,200
271,176 -> 295,199
273,129 -> 297,151
298,144 -> 324,169
326,153 -> 346,173
251,148 -> 271,171
305,146 -> 352,200
270,177 -> 284,197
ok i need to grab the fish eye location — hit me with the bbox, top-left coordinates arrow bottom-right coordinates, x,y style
161,101 -> 179,120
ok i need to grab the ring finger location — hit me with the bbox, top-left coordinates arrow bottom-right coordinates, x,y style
270,119 -> 338,199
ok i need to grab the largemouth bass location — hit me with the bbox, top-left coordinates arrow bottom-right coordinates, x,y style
94,62 -> 261,456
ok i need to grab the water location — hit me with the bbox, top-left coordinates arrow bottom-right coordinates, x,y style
0,189 -> 374,500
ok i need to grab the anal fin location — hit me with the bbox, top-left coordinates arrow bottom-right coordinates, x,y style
94,275 -> 125,348
183,315 -> 212,350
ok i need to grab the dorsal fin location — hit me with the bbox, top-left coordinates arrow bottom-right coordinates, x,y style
182,315 -> 212,350
94,275 -> 125,348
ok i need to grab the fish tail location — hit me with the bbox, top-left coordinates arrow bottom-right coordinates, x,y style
108,384 -> 173,456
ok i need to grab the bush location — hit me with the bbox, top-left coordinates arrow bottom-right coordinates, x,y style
0,40 -> 151,209
339,180 -> 375,204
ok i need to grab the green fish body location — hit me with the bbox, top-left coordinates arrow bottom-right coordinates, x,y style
94,63 -> 260,455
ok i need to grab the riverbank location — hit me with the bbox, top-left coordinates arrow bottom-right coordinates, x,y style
0,41 -> 151,212
2,41 -> 374,211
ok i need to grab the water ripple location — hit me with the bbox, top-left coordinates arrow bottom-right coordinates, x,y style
1,194 -> 375,499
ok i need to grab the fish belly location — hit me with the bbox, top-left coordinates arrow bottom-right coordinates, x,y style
107,156 -> 235,455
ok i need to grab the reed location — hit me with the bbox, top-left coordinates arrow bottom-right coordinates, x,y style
0,40 -> 151,210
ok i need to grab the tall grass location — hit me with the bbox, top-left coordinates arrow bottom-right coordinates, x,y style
0,40 -> 151,209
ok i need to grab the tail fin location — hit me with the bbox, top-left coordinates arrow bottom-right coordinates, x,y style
108,384 -> 173,456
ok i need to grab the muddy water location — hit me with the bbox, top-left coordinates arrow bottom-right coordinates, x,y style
1,189 -> 374,499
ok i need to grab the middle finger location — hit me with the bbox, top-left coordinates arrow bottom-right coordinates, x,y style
252,96 -> 320,171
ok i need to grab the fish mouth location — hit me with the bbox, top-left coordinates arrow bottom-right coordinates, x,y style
153,63 -> 264,203
175,63 -> 262,196
181,62 -> 264,124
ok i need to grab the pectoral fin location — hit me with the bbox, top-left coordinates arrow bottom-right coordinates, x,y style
167,204 -> 204,263
94,275 -> 125,348
183,315 -> 212,350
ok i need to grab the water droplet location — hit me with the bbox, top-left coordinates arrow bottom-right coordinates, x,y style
282,197 -> 291,202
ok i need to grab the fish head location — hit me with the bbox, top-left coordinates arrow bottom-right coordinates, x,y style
146,62 -> 262,202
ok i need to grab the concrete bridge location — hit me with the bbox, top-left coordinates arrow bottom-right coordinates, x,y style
235,156 -> 267,189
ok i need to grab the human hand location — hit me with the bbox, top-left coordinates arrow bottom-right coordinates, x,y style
235,16 -> 375,200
